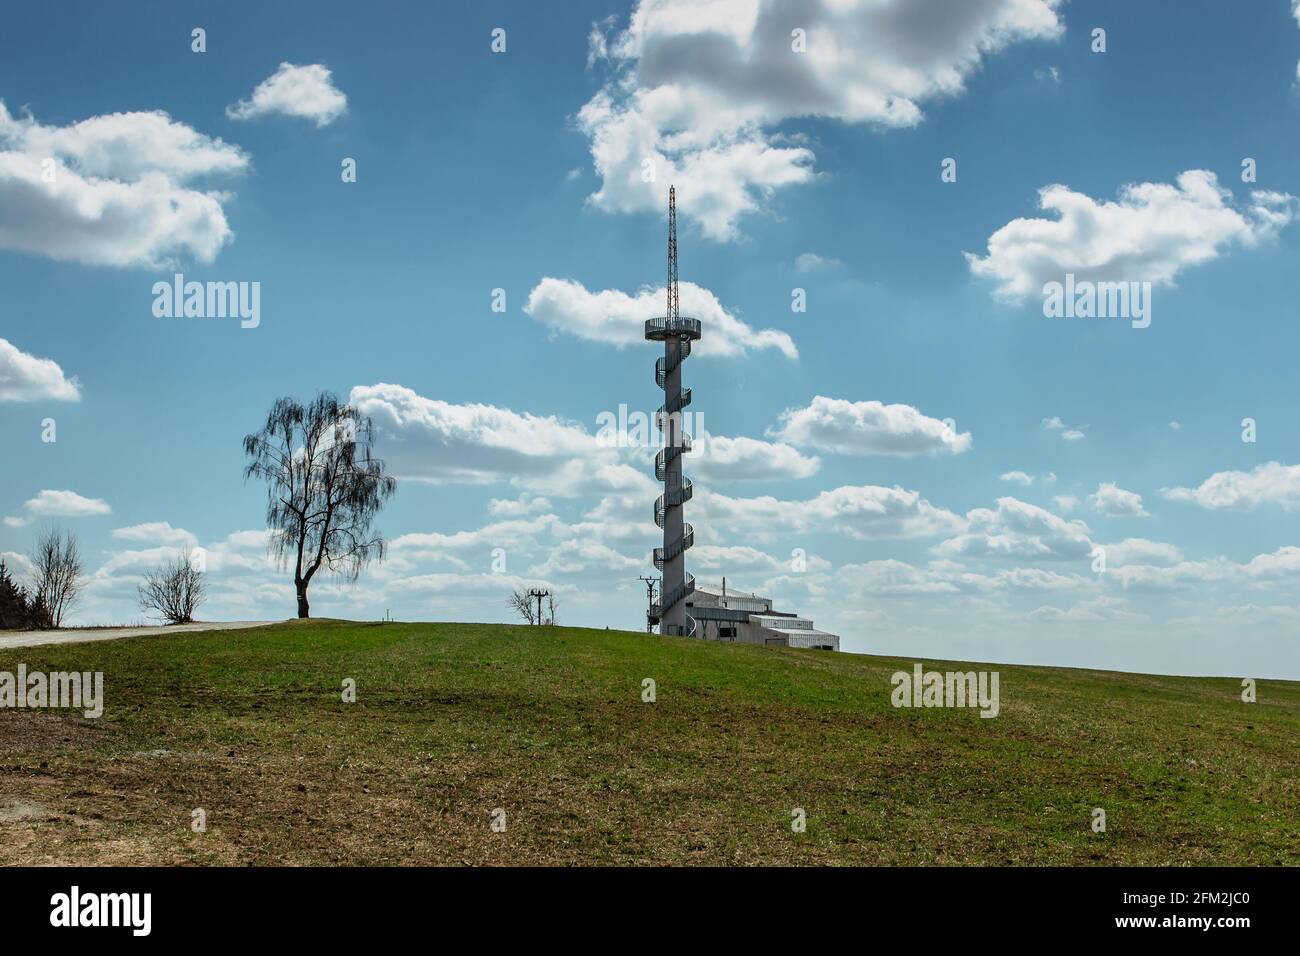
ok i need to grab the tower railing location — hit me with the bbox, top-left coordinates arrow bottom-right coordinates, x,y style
644,316 -> 702,339
654,438 -> 691,480
655,337 -> 692,386
658,387 -> 692,420
649,572 -> 695,621
654,478 -> 693,527
653,524 -> 693,569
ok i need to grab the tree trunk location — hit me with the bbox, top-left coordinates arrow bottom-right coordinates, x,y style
296,584 -> 310,618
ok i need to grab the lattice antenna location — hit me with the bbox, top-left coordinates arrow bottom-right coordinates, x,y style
666,186 -> 679,323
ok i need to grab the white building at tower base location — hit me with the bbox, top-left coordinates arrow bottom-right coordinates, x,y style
683,581 -> 840,651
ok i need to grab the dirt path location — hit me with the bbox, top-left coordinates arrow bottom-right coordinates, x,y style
0,620 -> 276,650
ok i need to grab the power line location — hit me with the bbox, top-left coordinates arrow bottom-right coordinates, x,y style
527,588 -> 551,626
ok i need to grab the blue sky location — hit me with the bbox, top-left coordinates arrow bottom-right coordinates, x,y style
2,0 -> 1299,678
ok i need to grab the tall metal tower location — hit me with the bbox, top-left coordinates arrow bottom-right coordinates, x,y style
645,186 -> 702,636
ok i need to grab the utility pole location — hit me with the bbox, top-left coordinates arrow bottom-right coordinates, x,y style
638,576 -> 658,633
527,588 -> 551,626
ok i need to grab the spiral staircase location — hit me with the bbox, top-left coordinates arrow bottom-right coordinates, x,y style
645,186 -> 701,637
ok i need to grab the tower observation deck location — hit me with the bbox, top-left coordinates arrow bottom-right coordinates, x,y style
645,186 -> 702,637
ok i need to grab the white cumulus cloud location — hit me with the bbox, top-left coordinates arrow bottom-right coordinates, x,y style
1029,595 -> 1143,624
770,396 -> 970,457
350,383 -> 645,497
967,170 -> 1296,298
0,101 -> 247,267
226,63 -> 348,127
111,522 -> 199,547
837,559 -> 1087,596
1041,415 -> 1086,441
17,489 -> 111,519
692,434 -> 820,482
699,484 -> 963,541
524,277 -> 796,358
690,544 -> 830,575
487,495 -> 554,518
27,489 -> 112,517
580,0 -> 1063,240
794,252 -> 841,272
1102,538 -> 1183,567
1089,482 -> 1149,517
1162,462 -> 1300,512
0,338 -> 80,402
936,496 -> 1093,560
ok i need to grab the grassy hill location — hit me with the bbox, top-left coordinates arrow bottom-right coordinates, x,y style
1,620 -> 1296,865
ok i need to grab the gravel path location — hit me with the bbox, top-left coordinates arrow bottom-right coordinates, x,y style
0,620 -> 276,650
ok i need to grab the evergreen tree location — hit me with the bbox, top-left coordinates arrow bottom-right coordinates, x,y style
0,560 -> 36,630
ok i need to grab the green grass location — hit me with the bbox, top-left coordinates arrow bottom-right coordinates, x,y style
1,619 -> 1296,865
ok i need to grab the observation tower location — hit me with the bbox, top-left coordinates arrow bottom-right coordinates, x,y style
644,186 -> 702,636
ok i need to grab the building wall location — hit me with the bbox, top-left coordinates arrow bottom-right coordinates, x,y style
720,596 -> 771,614
750,614 -> 813,630
784,632 -> 840,651
692,618 -> 772,646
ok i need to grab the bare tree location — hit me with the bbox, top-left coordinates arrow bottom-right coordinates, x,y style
138,550 -> 206,624
507,588 -> 557,625
507,588 -> 537,625
28,527 -> 82,629
243,392 -> 396,618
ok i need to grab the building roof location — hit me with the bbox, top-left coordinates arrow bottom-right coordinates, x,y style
694,583 -> 768,601
761,624 -> 838,639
